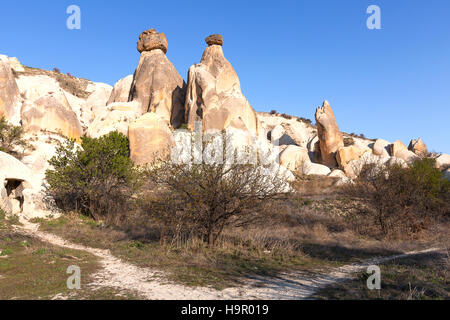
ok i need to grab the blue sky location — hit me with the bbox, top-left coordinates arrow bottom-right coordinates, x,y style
1,0 -> 449,152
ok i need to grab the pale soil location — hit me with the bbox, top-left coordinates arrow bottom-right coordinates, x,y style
14,217 -> 444,300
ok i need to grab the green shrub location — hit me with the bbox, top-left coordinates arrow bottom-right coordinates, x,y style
45,131 -> 140,222
0,117 -> 30,158
344,158 -> 449,238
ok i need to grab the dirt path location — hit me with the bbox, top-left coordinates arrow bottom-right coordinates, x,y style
15,218 -> 443,300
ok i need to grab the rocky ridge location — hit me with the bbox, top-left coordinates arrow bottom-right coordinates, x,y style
0,30 -> 449,218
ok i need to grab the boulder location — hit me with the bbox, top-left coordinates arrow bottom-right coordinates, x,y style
328,169 -> 351,185
315,100 -> 344,168
390,140 -> 419,164
303,162 -> 331,176
185,35 -> 259,138
107,75 -> 134,105
387,156 -> 408,168
279,145 -> 310,172
0,58 -> 20,122
372,139 -> 391,157
336,145 -> 371,168
21,94 -> 83,141
85,82 -> 113,116
128,113 -> 174,165
408,138 -> 428,157
435,154 -> 450,170
137,28 -> 168,54
87,101 -> 140,138
129,29 -> 186,128
343,152 -> 388,179
205,34 -> 223,46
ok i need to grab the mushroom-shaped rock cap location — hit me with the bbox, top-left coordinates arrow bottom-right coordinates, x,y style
137,29 -> 168,54
205,34 -> 223,46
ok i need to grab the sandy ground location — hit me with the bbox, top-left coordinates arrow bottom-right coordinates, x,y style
15,217 -> 443,300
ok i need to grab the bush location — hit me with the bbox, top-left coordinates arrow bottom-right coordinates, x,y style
141,160 -> 290,246
0,117 -> 30,158
270,110 -> 277,115
280,113 -> 292,120
297,117 -> 312,125
344,158 -> 450,238
45,131 -> 140,222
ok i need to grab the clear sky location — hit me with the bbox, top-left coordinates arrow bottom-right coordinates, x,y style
1,0 -> 449,153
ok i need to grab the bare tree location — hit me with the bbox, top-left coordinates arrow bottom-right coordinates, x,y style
142,160 -> 291,246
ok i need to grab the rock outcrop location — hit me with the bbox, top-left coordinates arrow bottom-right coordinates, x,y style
315,100 -> 344,168
107,75 -> 134,105
408,138 -> 428,157
87,101 -> 140,138
128,113 -> 174,165
336,145 -> 371,168
185,35 -> 259,137
0,57 -> 20,122
21,93 -> 83,141
372,139 -> 391,157
129,29 -> 186,128
390,140 -> 419,164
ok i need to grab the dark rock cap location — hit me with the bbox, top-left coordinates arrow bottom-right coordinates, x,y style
205,34 -> 223,46
137,29 -> 168,54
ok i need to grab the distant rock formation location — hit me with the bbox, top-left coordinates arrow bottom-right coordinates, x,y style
185,34 -> 259,137
390,140 -> 419,164
129,28 -> 186,128
0,57 -> 20,122
408,138 -> 428,157
315,101 -> 344,168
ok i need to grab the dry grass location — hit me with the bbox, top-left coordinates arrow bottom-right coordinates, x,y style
14,66 -> 92,99
313,249 -> 449,300
31,172 -> 450,294
0,211 -> 139,299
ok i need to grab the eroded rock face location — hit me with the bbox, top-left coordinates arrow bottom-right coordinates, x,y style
107,75 -> 133,105
185,35 -> 259,138
128,113 -> 174,165
315,100 -> 344,168
21,94 -> 83,141
0,58 -> 20,121
129,30 -> 186,128
408,138 -> 428,157
87,101 -> 140,138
